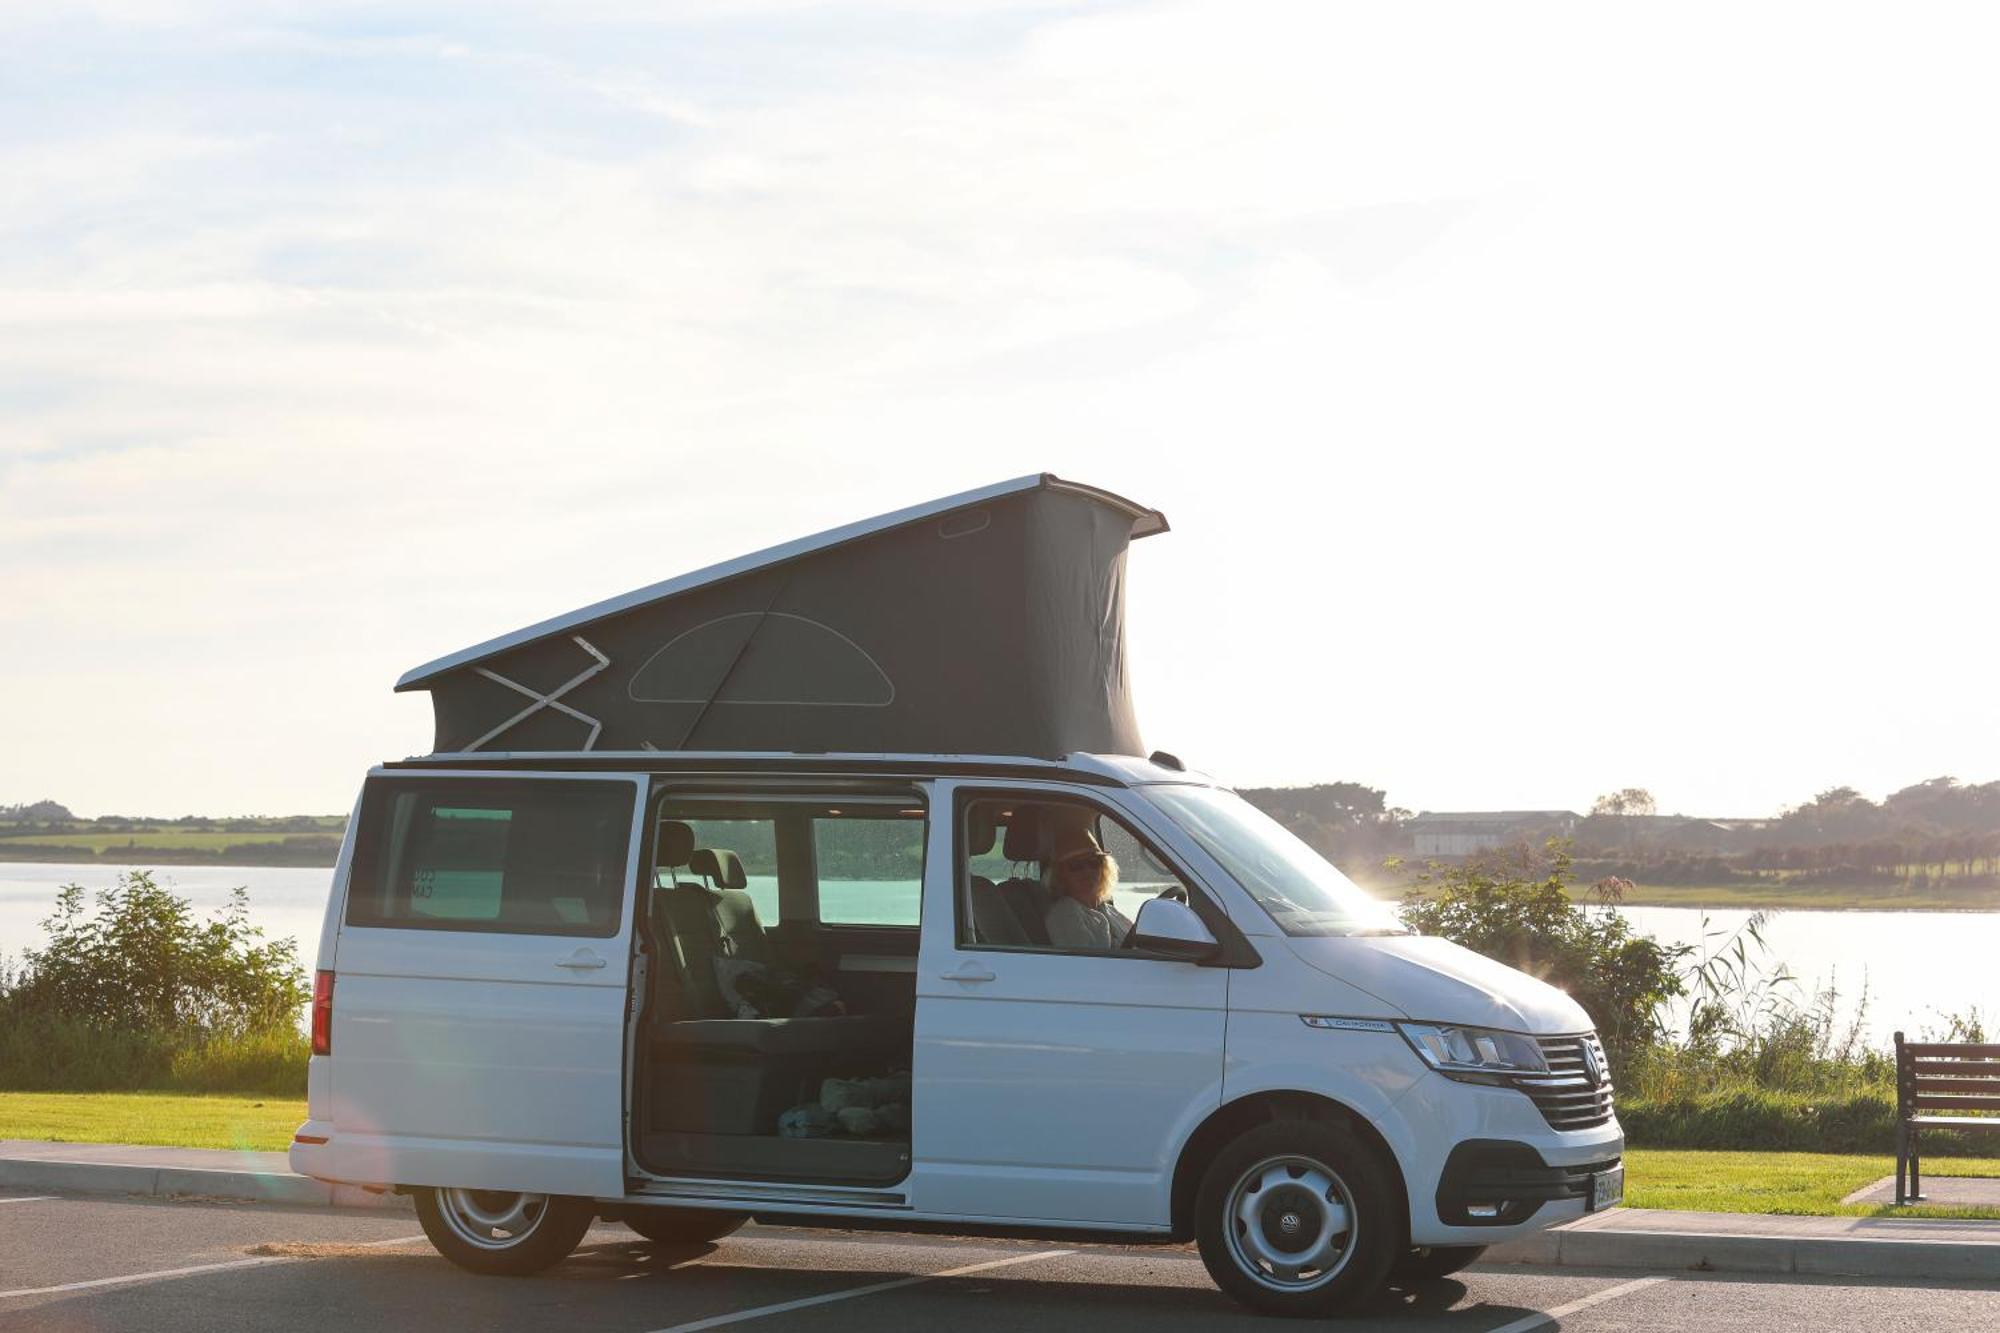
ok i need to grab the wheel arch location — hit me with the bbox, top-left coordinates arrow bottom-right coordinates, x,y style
1169,1091 -> 1409,1244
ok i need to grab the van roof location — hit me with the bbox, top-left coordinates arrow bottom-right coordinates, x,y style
379,749 -> 1208,789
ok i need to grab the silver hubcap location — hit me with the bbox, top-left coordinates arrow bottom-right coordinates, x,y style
1224,1154 -> 1357,1291
436,1189 -> 549,1251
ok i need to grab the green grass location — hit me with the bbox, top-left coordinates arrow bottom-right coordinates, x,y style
0,1096 -> 1992,1221
0,831 -> 314,852
1626,1148 -> 2000,1219
1577,881 -> 2000,911
0,1091 -> 306,1152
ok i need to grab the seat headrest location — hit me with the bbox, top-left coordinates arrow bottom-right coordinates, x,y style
688,847 -> 747,891
657,821 -> 695,868
966,805 -> 997,856
1001,806 -> 1041,862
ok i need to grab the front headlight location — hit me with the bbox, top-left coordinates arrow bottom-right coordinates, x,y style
1395,1022 -> 1547,1084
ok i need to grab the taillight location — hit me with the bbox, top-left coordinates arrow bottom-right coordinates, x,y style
311,970 -> 334,1056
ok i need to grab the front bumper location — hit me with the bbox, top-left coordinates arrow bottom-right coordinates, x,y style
1434,1139 -> 1620,1227
1388,1069 -> 1625,1245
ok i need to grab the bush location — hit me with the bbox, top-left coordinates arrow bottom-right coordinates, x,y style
0,871 -> 308,1093
1399,842 -> 1685,1067
1618,1088 -> 1897,1153
1619,1088 -> 1992,1156
166,1027 -> 310,1095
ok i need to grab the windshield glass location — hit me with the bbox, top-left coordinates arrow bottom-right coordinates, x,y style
1145,785 -> 1405,937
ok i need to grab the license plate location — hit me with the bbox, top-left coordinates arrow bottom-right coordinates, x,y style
1589,1165 -> 1625,1212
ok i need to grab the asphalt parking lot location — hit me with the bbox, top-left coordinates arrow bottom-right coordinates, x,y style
4,1189 -> 1998,1332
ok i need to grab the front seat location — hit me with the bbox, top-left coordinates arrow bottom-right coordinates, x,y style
685,848 -> 773,966
966,805 -> 1029,946
994,806 -> 1053,946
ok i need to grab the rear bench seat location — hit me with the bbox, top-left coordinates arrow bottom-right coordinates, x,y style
646,829 -> 907,1135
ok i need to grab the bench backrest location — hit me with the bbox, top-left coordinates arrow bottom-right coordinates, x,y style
1895,1032 -> 2000,1120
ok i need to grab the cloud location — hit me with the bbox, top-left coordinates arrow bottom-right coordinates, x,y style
2,1 -> 1998,815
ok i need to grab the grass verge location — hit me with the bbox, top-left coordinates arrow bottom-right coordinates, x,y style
1582,882 -> 2000,911
0,1091 -> 305,1152
1382,878 -> 2000,910
1,1096 -> 1995,1222
1625,1148 -> 2000,1219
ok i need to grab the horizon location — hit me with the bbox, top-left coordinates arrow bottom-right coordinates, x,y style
8,769 -> 1993,824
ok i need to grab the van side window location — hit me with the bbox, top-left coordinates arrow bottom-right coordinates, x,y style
347,780 -> 632,937
957,795 -> 1198,953
814,810 -> 924,925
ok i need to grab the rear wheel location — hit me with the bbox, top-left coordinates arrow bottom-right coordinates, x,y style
414,1187 -> 595,1276
622,1208 -> 747,1244
1390,1244 -> 1486,1284
1193,1118 -> 1398,1318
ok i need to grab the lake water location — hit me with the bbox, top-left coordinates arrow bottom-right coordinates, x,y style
3,863 -> 1991,1047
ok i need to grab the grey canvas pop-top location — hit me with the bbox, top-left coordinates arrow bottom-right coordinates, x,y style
396,474 -> 1167,758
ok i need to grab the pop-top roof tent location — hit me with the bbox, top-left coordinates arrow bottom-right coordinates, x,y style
397,474 -> 1167,759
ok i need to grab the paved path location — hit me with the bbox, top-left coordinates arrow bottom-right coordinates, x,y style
1843,1172 -> 2000,1208
6,1140 -> 2000,1281
4,1188 -> 1999,1333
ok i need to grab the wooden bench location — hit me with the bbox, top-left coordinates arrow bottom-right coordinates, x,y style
1894,1032 -> 2000,1204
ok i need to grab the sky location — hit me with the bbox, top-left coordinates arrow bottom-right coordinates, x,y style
3,1 -> 1998,819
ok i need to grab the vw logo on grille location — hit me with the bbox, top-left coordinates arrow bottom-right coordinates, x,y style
1579,1040 -> 1602,1088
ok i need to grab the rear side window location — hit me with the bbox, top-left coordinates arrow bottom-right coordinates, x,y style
347,779 -> 634,936
813,811 -> 924,925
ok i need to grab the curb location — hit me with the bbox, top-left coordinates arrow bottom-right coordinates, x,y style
1485,1221 -> 2000,1281
7,1158 -> 1997,1282
0,1158 -> 410,1210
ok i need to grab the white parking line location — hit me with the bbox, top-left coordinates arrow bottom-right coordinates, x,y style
0,1234 -> 426,1302
646,1248 -> 1074,1333
0,1197 -> 55,1205
1484,1274 -> 1672,1333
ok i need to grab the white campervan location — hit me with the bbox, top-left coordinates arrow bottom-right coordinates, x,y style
292,477 -> 1622,1318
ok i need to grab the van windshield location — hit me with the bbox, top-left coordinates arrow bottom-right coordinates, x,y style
1145,786 -> 1407,938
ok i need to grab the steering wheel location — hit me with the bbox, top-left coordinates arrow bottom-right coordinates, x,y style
1156,884 -> 1189,904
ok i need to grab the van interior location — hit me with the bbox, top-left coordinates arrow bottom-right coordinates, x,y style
629,790 -> 1184,1187
632,794 -> 931,1186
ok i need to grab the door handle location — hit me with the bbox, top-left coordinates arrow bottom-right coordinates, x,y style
556,948 -> 608,970
938,962 -> 995,983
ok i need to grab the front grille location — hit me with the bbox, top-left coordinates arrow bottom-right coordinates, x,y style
1512,1033 -> 1615,1130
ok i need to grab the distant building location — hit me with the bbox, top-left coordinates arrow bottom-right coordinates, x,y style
1407,811 -> 1580,858
1575,814 -> 1769,854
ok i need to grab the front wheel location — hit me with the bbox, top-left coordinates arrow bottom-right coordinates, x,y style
414,1187 -> 595,1276
1193,1119 -> 1399,1318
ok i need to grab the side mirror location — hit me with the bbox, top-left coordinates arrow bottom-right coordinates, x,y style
1129,897 -> 1220,962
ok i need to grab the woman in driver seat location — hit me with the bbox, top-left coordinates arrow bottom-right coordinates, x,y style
1043,825 -> 1133,950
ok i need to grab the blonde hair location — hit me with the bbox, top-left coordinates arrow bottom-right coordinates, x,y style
1045,851 -> 1120,906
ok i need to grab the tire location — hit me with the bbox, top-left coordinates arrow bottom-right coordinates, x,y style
1193,1118 -> 1400,1318
413,1187 -> 595,1277
1390,1244 -> 1486,1284
621,1208 -> 748,1244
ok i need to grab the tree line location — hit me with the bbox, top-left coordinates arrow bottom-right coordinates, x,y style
1241,774 -> 2000,889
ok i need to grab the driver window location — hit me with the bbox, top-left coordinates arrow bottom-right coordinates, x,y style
958,795 -> 1196,954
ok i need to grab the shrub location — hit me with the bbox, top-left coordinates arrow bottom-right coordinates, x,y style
0,871 -> 308,1092
1619,1087 -> 1992,1155
1398,842 -> 1685,1067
